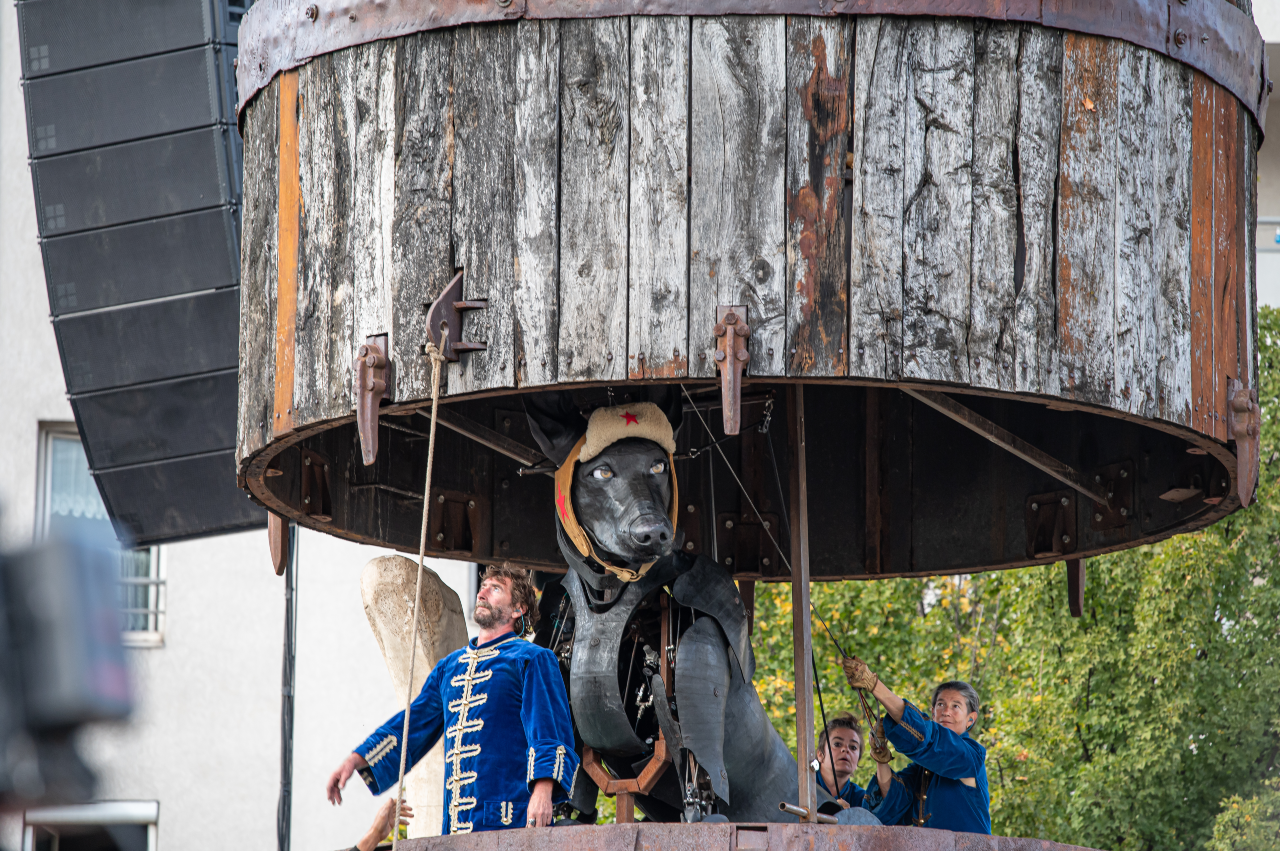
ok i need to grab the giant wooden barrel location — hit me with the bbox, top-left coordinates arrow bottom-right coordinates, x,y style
234,0 -> 1267,581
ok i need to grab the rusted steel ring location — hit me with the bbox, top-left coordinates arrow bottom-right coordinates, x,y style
236,0 -> 1270,134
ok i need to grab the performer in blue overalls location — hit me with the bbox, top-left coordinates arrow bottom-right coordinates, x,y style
842,656 -> 991,835
326,566 -> 579,835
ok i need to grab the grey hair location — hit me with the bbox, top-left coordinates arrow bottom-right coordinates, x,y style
932,681 -> 981,718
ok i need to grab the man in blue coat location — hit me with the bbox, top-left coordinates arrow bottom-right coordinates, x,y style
326,565 -> 579,835
843,657 -> 991,834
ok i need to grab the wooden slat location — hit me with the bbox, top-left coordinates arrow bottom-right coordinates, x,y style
848,16 -> 907,381
629,16 -> 690,381
1013,26 -> 1062,397
391,32 -> 454,401
295,54 -> 355,427
1242,102 -> 1257,394
1213,81 -> 1241,441
901,18 -> 974,385
1189,72 -> 1215,436
514,20 -> 561,388
785,16 -> 851,378
237,77 -> 279,464
273,69 -> 300,436
558,18 -> 630,383
1114,44 -> 1159,417
1154,58 -> 1193,426
1056,34 -> 1118,406
452,23 -> 517,395
347,42 -> 399,366
969,21 -> 1021,391
690,16 -> 787,379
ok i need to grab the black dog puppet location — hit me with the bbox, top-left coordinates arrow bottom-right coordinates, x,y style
525,389 -> 819,823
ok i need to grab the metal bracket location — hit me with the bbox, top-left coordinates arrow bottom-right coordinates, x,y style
1087,461 -> 1134,532
354,334 -> 390,467
268,512 -> 289,575
715,512 -> 781,577
300,449 -> 332,523
1227,379 -> 1260,508
1025,491 -> 1077,560
713,306 -> 750,435
425,270 -> 487,362
1067,558 -> 1085,618
428,488 -> 488,556
581,735 -> 671,824
678,503 -> 702,555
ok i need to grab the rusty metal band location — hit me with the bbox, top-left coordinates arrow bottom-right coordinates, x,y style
236,0 -> 1269,130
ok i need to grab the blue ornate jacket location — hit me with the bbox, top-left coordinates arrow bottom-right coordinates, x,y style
353,632 -> 579,835
816,771 -> 867,808
870,701 -> 991,835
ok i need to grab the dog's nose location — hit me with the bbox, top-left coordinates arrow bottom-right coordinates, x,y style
628,514 -> 672,547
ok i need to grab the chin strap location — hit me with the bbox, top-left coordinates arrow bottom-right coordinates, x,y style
553,435 -> 678,582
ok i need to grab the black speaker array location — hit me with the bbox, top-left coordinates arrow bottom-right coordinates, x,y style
20,0 -> 265,544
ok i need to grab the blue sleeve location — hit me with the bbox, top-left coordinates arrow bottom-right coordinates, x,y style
521,647 -> 580,800
870,763 -> 920,826
883,702 -> 985,781
353,662 -> 446,796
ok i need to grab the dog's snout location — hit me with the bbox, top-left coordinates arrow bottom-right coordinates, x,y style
628,514 -> 672,547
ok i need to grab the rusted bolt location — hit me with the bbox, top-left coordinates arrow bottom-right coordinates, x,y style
1062,534 -> 1070,544
467,500 -> 476,509
699,353 -> 707,360
1094,513 -> 1103,522
304,457 -> 311,466
1120,507 -> 1128,517
304,496 -> 311,504
1031,502 -> 1039,511
724,311 -> 738,325
1174,29 -> 1188,47
1060,497 -> 1069,506
348,12 -> 356,20
762,557 -> 771,566
725,557 -> 734,566
736,348 -> 749,362
685,541 -> 695,551
606,352 -> 613,361
725,519 -> 734,529
437,494 -> 446,504
306,4 -> 318,21
436,532 -> 445,541
714,323 -> 726,337
714,350 -> 726,362
768,348 -> 774,357
674,348 -> 680,358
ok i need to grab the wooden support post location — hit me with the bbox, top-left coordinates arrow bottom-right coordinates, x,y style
865,387 -> 882,574
1067,558 -> 1085,617
787,385 -> 817,821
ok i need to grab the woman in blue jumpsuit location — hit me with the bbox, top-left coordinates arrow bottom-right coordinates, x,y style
842,657 -> 991,835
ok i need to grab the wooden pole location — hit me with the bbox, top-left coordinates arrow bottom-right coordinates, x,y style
787,385 -> 817,821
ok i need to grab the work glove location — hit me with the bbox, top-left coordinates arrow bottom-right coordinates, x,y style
869,720 -> 893,764
840,654 -> 879,692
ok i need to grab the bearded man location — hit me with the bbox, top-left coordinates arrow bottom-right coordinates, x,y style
326,565 -> 578,835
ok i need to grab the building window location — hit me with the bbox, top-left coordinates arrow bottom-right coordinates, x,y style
22,800 -> 159,850
37,424 -> 164,647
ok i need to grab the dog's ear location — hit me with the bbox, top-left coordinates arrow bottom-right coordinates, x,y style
524,391 -> 588,466
644,386 -> 684,438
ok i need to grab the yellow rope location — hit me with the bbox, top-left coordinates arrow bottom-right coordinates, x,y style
391,333 -> 447,850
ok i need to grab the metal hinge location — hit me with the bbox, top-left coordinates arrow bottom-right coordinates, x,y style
353,334 -> 391,466
1227,379 -> 1260,508
425,269 -> 487,362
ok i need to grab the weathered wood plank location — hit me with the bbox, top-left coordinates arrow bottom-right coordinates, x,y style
785,16 -> 850,378
1189,73 -> 1214,435
558,18 -> 630,383
1213,82 -> 1241,441
629,15 -> 689,381
1243,104 -> 1258,393
1154,57 -> 1193,426
848,16 -> 907,382
1056,33 -> 1117,406
346,42 -> 399,368
274,70 -> 300,435
969,21 -> 1021,391
452,23 -> 517,395
391,31 -> 454,402
1013,26 -> 1062,397
901,18 -> 974,385
293,53 -> 355,427
237,79 -> 278,465
1115,43 -> 1159,417
514,20 -> 560,388
690,16 -> 787,379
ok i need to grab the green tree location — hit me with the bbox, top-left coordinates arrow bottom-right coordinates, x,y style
751,308 -> 1280,849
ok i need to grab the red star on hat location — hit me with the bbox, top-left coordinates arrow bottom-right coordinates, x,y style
621,411 -> 639,425
556,483 -> 568,519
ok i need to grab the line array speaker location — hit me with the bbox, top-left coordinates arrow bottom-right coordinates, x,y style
20,0 -> 264,544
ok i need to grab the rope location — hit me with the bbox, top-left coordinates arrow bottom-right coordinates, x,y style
391,332 -> 447,850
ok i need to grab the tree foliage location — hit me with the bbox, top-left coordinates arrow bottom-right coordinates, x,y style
750,309 -> 1280,850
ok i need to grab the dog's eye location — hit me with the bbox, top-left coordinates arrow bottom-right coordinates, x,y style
650,461 -> 666,475
591,467 -> 613,480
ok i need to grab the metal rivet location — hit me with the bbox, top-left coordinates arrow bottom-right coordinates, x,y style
435,532 -> 445,541
438,494 -> 446,504
606,352 -> 613,361
1120,469 -> 1128,478
348,11 -> 356,20
1060,497 -> 1069,506
1174,28 -> 1188,46
1062,534 -> 1070,543
304,496 -> 311,504
1031,502 -> 1039,511
467,500 -> 476,509
1120,507 -> 1128,516
725,557 -> 734,565
687,505 -> 695,513
503,417 -> 512,428
700,353 -> 707,360
1094,513 -> 1103,522
685,541 -> 695,551
725,519 -> 734,529
762,521 -> 770,530
305,4 -> 318,20
501,541 -> 510,549
762,557 -> 771,566
713,688 -> 720,697
502,479 -> 510,489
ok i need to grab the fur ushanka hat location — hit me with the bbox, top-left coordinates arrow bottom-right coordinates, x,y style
554,402 -> 680,581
